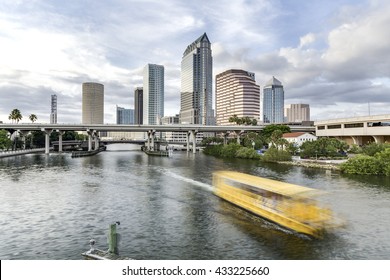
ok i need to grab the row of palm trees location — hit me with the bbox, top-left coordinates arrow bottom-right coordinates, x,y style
228,114 -> 258,126
8,109 -> 37,123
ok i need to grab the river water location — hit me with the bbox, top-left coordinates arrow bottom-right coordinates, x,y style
1,144 -> 390,260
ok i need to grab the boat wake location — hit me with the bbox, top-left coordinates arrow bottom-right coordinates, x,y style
161,169 -> 213,193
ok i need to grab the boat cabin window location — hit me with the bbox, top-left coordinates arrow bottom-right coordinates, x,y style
223,177 -> 284,201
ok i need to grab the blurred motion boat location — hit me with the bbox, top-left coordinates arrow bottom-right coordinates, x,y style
213,171 -> 340,238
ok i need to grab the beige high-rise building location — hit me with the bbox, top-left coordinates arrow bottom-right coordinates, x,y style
215,69 -> 260,125
285,104 -> 310,123
82,82 -> 104,124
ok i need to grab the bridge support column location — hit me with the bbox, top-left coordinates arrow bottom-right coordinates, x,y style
351,136 -> 362,146
41,128 -> 52,154
186,131 -> 190,152
235,130 -> 244,144
93,131 -> 100,150
18,131 -> 28,150
223,132 -> 229,145
57,130 -> 65,152
151,130 -> 156,151
190,130 -> 198,154
86,129 -> 95,151
373,136 -> 384,144
146,131 -> 151,151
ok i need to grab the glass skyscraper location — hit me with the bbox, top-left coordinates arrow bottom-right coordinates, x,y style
180,33 -> 213,125
116,105 -> 134,124
262,76 -> 284,123
143,64 -> 164,125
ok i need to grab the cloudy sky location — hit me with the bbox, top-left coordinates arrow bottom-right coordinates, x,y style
1,0 -> 389,124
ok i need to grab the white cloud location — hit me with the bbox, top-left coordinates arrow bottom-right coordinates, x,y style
299,33 -> 316,48
1,0 -> 390,123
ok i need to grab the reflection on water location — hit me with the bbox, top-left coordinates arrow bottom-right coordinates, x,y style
0,149 -> 390,259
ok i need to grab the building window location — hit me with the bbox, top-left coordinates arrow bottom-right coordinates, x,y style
368,122 -> 390,127
345,123 -> 364,128
317,126 -> 325,130
327,124 -> 342,129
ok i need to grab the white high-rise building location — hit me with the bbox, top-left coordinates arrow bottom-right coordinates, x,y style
143,64 -> 164,125
180,33 -> 213,125
216,69 -> 260,125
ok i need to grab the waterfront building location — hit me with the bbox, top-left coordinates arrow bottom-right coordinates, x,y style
143,64 -> 164,125
82,82 -> 104,124
134,87 -> 143,125
262,76 -> 284,123
116,105 -> 134,124
285,104 -> 310,123
282,132 -> 317,147
180,33 -> 213,125
50,94 -> 57,124
215,69 -> 260,126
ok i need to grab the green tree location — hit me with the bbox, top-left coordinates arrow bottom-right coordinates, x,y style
229,115 -> 258,126
29,114 -> 37,123
242,132 -> 263,150
300,138 -> 348,159
362,143 -> 390,156
261,124 -> 291,143
251,118 -> 258,126
236,147 -> 261,159
201,136 -> 224,146
30,131 -> 45,148
340,155 -> 382,175
348,144 -> 362,154
8,109 -> 23,123
228,114 -> 239,124
0,130 -> 12,150
220,143 -> 241,157
261,147 -> 292,162
287,142 -> 299,155
269,130 -> 284,149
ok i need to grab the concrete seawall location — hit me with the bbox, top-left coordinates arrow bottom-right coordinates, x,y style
0,148 -> 51,158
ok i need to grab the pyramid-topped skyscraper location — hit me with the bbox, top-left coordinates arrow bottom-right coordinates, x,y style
262,76 -> 284,123
180,33 -> 213,125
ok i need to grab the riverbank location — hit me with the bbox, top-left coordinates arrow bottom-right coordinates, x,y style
278,158 -> 347,171
0,148 -> 49,158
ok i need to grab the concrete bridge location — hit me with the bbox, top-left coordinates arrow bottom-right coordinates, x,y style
0,123 -> 315,154
315,114 -> 390,145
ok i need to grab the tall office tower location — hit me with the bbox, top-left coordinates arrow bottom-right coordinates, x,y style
134,87 -> 143,124
180,33 -> 213,125
262,76 -> 284,123
50,94 -> 57,124
143,64 -> 164,125
215,69 -> 260,126
82,82 -> 104,124
285,104 -> 310,123
116,105 -> 134,124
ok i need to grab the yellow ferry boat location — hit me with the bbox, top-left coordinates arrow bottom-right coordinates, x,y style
213,171 -> 339,238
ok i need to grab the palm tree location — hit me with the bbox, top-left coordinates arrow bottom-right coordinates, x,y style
229,114 -> 239,124
8,109 -> 22,123
29,114 -> 37,123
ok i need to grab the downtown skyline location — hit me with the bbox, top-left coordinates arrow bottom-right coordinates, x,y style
1,0 -> 390,124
